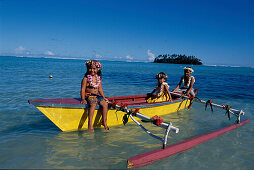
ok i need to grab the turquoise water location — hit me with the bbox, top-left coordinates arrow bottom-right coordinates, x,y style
0,56 -> 254,169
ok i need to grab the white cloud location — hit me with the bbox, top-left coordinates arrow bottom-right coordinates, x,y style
114,56 -> 123,59
126,55 -> 133,60
14,46 -> 26,54
147,49 -> 155,62
44,51 -> 54,56
95,54 -> 103,59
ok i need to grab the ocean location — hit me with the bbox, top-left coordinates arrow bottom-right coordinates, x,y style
0,56 -> 253,169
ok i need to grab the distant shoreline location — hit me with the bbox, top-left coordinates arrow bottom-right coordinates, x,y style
1,55 -> 253,68
154,54 -> 202,65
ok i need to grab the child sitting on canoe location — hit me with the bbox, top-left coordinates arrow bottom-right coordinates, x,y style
147,72 -> 173,103
172,67 -> 195,109
80,60 -> 109,132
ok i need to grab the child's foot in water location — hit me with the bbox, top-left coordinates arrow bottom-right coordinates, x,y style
101,122 -> 109,131
104,126 -> 109,131
88,128 -> 94,132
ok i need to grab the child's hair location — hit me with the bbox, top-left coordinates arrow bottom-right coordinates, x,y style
183,67 -> 194,73
156,72 -> 168,80
85,60 -> 102,77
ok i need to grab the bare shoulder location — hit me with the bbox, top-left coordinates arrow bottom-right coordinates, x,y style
81,76 -> 87,83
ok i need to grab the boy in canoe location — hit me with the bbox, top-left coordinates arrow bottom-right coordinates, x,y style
172,67 -> 195,109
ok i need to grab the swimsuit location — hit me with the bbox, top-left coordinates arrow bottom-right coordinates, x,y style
85,75 -> 104,104
85,92 -> 104,105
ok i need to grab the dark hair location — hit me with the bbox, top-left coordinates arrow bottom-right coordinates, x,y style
156,72 -> 168,81
84,60 -> 102,78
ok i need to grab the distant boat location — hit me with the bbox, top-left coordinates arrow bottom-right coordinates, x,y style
28,94 -> 189,132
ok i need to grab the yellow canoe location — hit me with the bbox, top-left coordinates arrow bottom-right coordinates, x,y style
28,94 -> 189,132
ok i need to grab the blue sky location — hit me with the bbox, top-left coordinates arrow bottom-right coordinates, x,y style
1,0 -> 254,66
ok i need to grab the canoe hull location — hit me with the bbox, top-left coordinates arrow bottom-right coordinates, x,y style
29,94 -> 189,132
33,101 -> 188,132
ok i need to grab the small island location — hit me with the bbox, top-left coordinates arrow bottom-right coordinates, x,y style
154,54 -> 202,65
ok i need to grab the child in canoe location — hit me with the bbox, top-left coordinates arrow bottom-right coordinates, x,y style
147,72 -> 173,103
80,60 -> 109,132
172,67 -> 195,109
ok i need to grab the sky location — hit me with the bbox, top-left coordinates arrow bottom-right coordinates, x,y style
0,0 -> 254,66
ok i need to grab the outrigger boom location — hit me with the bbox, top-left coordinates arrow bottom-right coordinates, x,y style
111,102 -> 179,148
170,91 -> 245,123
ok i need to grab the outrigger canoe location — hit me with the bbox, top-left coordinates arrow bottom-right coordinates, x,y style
28,93 -> 189,132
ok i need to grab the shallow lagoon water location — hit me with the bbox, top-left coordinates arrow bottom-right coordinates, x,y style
0,56 -> 254,169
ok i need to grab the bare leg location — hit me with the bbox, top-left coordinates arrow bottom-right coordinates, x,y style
88,103 -> 96,132
100,100 -> 109,131
187,94 -> 195,110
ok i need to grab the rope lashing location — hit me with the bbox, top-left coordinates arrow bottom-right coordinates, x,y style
111,101 -> 130,124
151,115 -> 164,126
205,99 -> 213,112
141,115 -> 164,126
123,114 -> 130,125
123,108 -> 140,125
223,104 -> 231,120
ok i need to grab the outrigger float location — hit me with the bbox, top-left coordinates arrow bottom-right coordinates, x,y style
28,92 -> 249,168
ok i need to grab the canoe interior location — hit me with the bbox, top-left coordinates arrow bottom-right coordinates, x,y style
28,93 -> 182,107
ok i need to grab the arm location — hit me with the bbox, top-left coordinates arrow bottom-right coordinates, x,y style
150,89 -> 156,94
172,78 -> 182,92
98,83 -> 108,102
80,77 -> 87,104
164,84 -> 172,102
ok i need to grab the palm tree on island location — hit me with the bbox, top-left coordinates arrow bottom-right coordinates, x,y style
154,54 -> 202,65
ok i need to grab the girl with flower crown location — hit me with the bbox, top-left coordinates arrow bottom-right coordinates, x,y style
80,60 -> 109,132
147,72 -> 172,103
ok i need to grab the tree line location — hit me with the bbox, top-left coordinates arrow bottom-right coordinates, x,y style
154,54 -> 202,65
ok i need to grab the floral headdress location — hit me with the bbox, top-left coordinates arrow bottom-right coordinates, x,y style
85,60 -> 102,70
156,72 -> 168,79
184,67 -> 194,73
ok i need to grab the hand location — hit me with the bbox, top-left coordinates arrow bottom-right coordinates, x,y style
104,98 -> 109,103
81,99 -> 87,104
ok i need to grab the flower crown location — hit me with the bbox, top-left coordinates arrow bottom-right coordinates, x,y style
85,60 -> 102,70
184,67 -> 194,73
156,72 -> 168,79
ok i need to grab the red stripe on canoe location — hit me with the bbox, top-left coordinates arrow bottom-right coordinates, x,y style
127,119 -> 250,168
